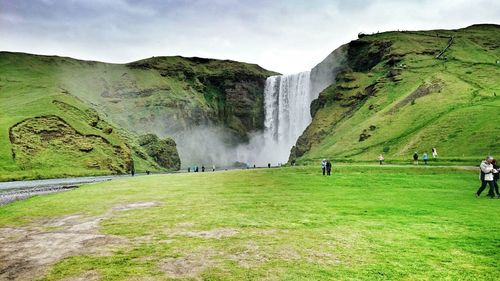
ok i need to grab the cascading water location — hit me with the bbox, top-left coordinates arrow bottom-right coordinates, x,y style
236,45 -> 347,166
262,71 -> 314,162
236,71 -> 317,166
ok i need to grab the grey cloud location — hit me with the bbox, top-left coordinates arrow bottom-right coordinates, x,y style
0,0 -> 499,73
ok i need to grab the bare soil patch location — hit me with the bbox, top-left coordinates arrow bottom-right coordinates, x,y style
160,248 -> 218,280
172,228 -> 239,239
112,201 -> 159,211
0,201 -> 159,280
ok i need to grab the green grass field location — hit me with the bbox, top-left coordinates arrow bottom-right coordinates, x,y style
1,166 -> 498,280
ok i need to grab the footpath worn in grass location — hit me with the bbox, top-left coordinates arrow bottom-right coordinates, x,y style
0,166 -> 498,280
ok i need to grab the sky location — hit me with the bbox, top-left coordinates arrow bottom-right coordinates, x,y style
1,0 -> 499,74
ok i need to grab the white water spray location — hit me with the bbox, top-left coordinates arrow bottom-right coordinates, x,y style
236,71 -> 316,166
236,45 -> 347,166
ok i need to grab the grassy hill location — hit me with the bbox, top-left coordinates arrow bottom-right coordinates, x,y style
0,56 -> 180,181
291,24 -> 500,165
49,55 -> 277,139
0,53 -> 275,180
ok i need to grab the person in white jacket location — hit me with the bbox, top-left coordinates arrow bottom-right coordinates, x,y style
476,156 -> 497,198
321,159 -> 327,175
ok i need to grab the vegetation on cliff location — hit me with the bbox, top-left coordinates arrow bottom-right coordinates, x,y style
291,24 -> 500,164
0,70 -> 178,181
0,52 -> 275,180
138,133 -> 181,170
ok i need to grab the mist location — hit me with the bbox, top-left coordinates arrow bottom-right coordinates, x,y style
160,45 -> 348,169
170,125 -> 288,168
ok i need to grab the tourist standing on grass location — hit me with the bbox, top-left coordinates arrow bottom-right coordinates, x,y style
422,152 -> 428,165
492,159 -> 500,198
321,159 -> 327,175
432,147 -> 438,159
413,152 -> 419,165
326,160 -> 332,176
212,165 -> 216,172
378,154 -> 385,165
476,156 -> 496,198
202,165 -> 205,172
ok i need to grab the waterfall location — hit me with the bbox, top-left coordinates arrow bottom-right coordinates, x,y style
236,45 -> 347,166
262,71 -> 313,161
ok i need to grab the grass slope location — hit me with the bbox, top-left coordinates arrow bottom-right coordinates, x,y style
0,52 -> 276,139
0,57 -> 165,180
0,52 -> 276,179
293,24 -> 500,165
0,166 -> 498,280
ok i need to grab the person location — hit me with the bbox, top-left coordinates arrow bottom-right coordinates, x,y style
413,152 -> 419,165
326,160 -> 332,176
195,166 -> 199,172
291,159 -> 296,166
212,165 -> 216,172
188,167 -> 190,173
492,159 -> 500,198
201,165 -> 205,172
268,163 -> 271,168
131,164 -> 135,176
476,156 -> 496,198
146,170 -> 150,175
432,147 -> 438,159
321,159 -> 326,175
253,164 -> 256,168
422,152 -> 428,165
378,154 -> 384,165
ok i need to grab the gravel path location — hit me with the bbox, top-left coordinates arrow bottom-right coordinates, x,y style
0,175 -> 121,205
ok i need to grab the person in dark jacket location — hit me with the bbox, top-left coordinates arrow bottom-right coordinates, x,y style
413,152 -> 419,165
326,160 -> 332,176
492,159 -> 500,198
201,165 -> 205,172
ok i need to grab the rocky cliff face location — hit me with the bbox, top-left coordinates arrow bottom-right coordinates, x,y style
126,56 -> 276,140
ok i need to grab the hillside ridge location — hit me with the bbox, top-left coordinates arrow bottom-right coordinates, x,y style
290,24 -> 500,164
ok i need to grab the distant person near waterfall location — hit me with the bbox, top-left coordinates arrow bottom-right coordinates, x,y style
413,152 -> 419,165
321,159 -> 326,175
422,152 -> 428,165
378,154 -> 385,165
432,147 -> 438,159
326,160 -> 332,176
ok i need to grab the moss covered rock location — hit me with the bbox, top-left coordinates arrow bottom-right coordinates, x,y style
139,134 -> 181,170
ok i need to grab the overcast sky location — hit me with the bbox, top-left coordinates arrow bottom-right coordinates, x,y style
1,0 -> 499,74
